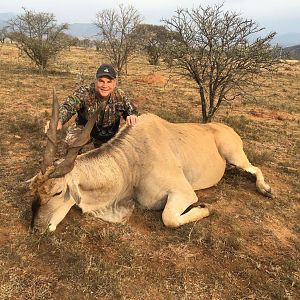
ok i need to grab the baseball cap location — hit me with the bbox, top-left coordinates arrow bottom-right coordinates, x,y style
96,64 -> 117,79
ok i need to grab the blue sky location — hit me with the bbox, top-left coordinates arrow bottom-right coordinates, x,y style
1,0 -> 299,34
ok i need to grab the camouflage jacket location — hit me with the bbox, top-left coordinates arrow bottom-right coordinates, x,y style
59,83 -> 138,141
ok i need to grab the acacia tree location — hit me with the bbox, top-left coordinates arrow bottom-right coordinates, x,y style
162,4 -> 282,123
95,4 -> 142,77
135,24 -> 173,65
8,8 -> 69,72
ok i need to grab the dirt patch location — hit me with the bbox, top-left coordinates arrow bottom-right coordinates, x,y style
265,218 -> 298,246
249,108 -> 296,121
0,228 -> 10,246
135,73 -> 166,86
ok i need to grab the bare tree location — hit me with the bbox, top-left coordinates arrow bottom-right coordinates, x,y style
162,4 -> 282,123
95,4 -> 142,77
8,8 -> 69,72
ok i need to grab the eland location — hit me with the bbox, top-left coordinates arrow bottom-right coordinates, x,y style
30,92 -> 272,232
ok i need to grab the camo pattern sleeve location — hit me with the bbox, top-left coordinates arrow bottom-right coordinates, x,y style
58,85 -> 90,124
115,88 -> 138,119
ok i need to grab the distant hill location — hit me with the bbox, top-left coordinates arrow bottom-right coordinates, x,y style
67,23 -> 98,39
0,12 -> 15,28
271,33 -> 300,47
0,12 -> 15,20
284,44 -> 300,60
1,12 -> 300,47
0,13 -> 98,39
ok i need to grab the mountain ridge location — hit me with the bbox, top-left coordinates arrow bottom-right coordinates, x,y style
0,13 -> 299,48
284,44 -> 300,60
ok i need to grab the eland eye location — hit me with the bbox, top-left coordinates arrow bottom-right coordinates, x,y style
53,191 -> 62,197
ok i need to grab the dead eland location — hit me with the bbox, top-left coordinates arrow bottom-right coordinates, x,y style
30,94 -> 272,232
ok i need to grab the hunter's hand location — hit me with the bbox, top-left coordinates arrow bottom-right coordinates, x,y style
126,115 -> 137,126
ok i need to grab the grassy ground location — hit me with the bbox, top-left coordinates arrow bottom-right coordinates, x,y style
0,43 -> 299,300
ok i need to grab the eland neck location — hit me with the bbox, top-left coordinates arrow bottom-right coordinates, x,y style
69,132 -> 140,197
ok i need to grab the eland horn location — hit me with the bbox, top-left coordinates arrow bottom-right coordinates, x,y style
49,106 -> 102,178
41,88 -> 59,174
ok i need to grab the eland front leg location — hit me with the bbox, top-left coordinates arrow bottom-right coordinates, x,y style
162,180 -> 210,228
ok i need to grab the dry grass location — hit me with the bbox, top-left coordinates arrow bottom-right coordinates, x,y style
0,43 -> 299,300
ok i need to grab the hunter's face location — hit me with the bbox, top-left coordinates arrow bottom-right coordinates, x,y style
96,76 -> 116,97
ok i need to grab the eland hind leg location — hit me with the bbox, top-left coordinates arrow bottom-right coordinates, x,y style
223,145 -> 272,197
243,163 -> 272,197
162,179 -> 210,228
213,124 -> 272,197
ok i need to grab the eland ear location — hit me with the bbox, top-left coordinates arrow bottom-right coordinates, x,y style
66,181 -> 81,205
64,185 -> 71,202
